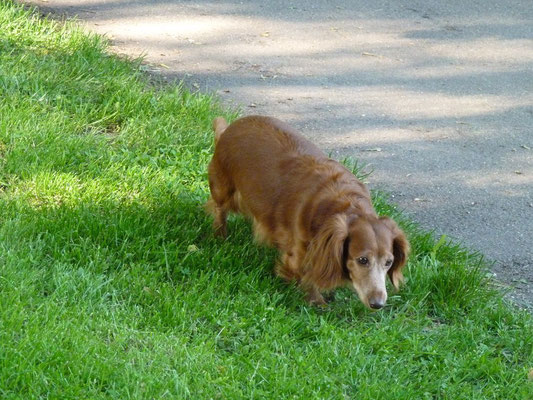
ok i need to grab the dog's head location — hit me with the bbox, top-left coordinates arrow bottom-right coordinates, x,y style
303,214 -> 409,310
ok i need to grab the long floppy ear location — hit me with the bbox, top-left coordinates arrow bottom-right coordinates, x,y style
380,217 -> 410,290
302,214 -> 349,290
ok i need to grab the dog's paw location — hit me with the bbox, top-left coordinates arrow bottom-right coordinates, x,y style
213,225 -> 227,239
322,292 -> 336,303
306,292 -> 327,307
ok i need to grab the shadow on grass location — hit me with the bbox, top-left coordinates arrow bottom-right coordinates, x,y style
0,159 -> 515,328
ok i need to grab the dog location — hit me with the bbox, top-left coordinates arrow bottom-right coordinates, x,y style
206,115 -> 409,309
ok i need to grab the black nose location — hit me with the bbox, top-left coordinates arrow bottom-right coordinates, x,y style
369,300 -> 384,310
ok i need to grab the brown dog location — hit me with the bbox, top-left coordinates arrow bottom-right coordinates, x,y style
206,115 -> 409,308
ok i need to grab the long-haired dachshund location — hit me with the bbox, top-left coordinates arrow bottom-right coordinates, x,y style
206,115 -> 409,309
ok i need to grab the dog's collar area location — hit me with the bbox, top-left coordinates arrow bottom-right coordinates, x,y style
342,236 -> 351,279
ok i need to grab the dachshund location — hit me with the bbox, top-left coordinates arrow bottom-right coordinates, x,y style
206,115 -> 409,309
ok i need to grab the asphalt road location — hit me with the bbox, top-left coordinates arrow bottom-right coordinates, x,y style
21,0 -> 533,309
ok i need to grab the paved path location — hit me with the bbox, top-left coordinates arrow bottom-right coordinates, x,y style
22,0 -> 533,309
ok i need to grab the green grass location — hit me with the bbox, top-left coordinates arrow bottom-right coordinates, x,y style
0,2 -> 532,399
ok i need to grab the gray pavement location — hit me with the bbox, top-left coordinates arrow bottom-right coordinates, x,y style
21,0 -> 533,309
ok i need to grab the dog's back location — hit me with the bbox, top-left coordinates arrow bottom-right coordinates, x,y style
214,115 -> 325,162
208,115 -> 370,239
210,116 -> 327,224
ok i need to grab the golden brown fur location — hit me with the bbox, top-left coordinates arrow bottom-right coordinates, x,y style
206,115 -> 410,308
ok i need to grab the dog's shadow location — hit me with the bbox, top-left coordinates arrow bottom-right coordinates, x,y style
5,189 -> 407,323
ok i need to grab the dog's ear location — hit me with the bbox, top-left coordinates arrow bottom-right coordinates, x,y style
380,217 -> 410,290
302,214 -> 349,290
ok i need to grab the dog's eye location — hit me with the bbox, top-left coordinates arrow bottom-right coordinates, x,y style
385,259 -> 393,268
357,257 -> 369,265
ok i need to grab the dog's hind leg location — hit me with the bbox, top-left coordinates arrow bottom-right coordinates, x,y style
205,197 -> 228,238
206,161 -> 233,238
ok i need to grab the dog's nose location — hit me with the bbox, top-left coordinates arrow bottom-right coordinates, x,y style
369,300 -> 385,310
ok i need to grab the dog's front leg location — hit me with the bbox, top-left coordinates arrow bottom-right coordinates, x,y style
275,249 -> 302,282
302,284 -> 326,306
277,247 -> 326,306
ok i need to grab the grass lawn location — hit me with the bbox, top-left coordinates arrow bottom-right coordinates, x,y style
0,2 -> 532,399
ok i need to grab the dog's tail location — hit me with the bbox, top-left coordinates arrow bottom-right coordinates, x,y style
212,117 -> 228,145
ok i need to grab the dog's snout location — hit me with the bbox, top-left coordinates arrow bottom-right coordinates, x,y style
368,291 -> 387,310
369,300 -> 385,310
